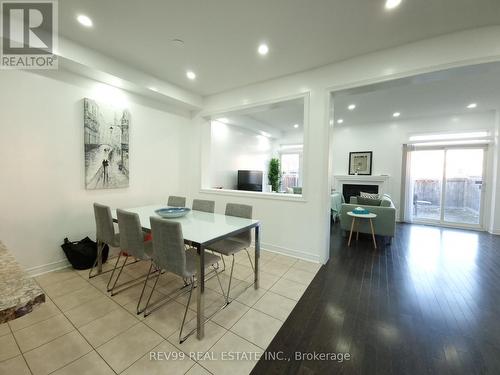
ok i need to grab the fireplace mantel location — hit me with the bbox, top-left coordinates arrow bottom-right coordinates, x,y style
333,175 -> 391,196
334,175 -> 389,183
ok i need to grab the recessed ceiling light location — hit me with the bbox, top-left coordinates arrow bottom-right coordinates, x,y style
293,124 -> 299,128
258,43 -> 269,56
393,112 -> 401,117
337,119 -> 344,124
149,87 -> 158,92
186,70 -> 196,80
171,39 -> 185,47
348,104 -> 356,110
261,131 -> 271,138
385,0 -> 402,10
467,103 -> 477,109
217,118 -> 229,124
77,14 -> 93,27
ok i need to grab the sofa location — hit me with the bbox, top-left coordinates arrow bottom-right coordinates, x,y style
331,191 -> 345,222
339,194 -> 396,241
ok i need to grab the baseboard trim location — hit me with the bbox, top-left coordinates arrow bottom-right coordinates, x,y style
25,242 -> 324,277
26,258 -> 71,277
250,242 -> 322,264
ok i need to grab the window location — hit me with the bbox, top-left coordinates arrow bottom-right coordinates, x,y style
280,152 -> 302,190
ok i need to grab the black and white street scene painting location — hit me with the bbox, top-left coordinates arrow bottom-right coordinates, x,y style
84,98 -> 130,189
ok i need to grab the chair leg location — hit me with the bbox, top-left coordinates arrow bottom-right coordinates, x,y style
223,255 -> 236,305
179,277 -> 195,344
143,270 -> 161,317
136,261 -> 155,314
88,241 -> 102,279
244,249 -> 254,272
213,265 -> 227,301
106,252 -> 122,291
219,253 -> 227,272
109,255 -> 129,295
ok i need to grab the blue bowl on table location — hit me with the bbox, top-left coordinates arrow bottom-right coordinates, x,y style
155,207 -> 191,218
352,207 -> 370,215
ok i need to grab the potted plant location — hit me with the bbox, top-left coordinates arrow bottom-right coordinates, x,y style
268,158 -> 280,192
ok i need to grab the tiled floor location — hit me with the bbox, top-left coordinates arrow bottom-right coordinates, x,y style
0,250 -> 320,375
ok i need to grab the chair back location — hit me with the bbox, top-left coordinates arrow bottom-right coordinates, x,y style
150,216 -> 187,277
168,196 -> 186,207
225,203 -> 252,246
117,209 -> 149,259
192,199 -> 215,213
94,203 -> 116,244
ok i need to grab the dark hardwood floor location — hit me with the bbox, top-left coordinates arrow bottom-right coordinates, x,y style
252,222 -> 500,375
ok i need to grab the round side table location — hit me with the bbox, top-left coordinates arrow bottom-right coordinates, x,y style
347,211 -> 378,249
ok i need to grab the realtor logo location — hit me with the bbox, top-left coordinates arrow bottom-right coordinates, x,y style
1,0 -> 58,69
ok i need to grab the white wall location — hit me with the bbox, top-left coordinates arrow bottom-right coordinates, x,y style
0,70 -> 191,273
209,122 -> 273,190
330,112 -> 497,225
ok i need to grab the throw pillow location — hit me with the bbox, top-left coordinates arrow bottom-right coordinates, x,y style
360,191 -> 379,199
357,197 -> 382,206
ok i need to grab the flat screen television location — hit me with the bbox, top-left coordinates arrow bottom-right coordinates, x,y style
237,170 -> 263,192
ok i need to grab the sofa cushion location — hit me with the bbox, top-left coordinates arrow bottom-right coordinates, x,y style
380,199 -> 392,207
357,197 -> 381,206
360,191 -> 380,199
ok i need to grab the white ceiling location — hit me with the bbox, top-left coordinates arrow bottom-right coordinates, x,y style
333,62 -> 500,125
58,0 -> 500,96
210,97 -> 304,138
245,98 -> 304,132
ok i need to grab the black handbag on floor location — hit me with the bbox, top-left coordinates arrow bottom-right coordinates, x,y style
61,237 -> 109,270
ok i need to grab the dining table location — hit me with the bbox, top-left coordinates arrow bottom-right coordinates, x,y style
111,204 -> 260,340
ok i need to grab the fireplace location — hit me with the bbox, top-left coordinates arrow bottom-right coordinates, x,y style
333,175 -> 390,202
342,184 -> 379,203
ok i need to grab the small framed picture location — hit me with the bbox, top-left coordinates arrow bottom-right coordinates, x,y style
349,151 -> 373,175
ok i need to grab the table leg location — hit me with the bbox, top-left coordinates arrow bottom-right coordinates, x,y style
254,225 -> 260,290
196,243 -> 205,339
356,220 -> 360,241
348,217 -> 356,247
369,219 -> 377,249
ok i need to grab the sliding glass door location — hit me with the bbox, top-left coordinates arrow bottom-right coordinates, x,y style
410,150 -> 445,221
443,149 -> 484,225
408,147 -> 485,228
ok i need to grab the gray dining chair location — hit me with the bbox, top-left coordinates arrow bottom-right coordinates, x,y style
108,209 -> 154,307
207,203 -> 254,305
186,199 -> 216,250
142,216 -> 225,343
90,203 -> 121,278
192,199 -> 215,213
168,196 -> 186,207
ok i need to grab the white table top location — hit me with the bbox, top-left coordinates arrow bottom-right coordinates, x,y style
347,211 -> 377,219
112,204 -> 260,246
